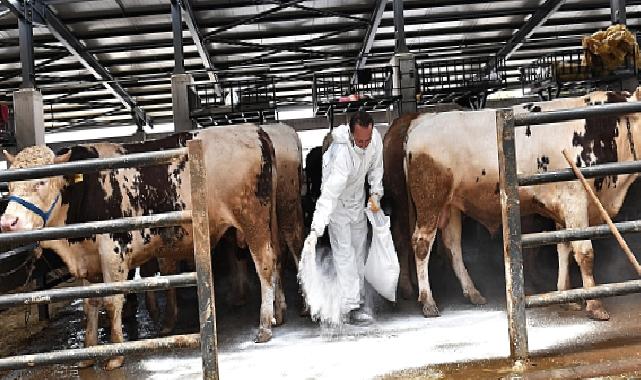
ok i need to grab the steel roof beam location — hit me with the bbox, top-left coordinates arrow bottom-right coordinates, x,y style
8,0 -> 153,128
205,36 -> 341,59
288,3 -> 370,24
484,0 -> 566,75
203,0 -> 305,39
0,15 -> 614,58
351,0 -> 386,84
177,0 -> 219,86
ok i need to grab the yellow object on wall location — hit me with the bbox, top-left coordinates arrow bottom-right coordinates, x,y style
582,24 -> 641,70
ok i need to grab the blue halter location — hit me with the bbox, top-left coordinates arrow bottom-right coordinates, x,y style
7,194 -> 60,226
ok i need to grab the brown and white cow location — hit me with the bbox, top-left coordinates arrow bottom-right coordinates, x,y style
400,89 -> 641,320
0,125 -> 283,370
384,112 -> 488,305
199,123 -> 305,310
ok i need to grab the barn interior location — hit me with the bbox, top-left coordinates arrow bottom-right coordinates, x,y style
2,0 -> 641,379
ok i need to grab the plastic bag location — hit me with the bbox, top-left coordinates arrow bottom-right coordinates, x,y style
365,208 -> 400,302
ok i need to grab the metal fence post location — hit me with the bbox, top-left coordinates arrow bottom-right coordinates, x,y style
187,139 -> 218,380
496,109 -> 529,360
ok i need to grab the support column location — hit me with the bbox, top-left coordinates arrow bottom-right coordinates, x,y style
13,88 -> 45,149
390,53 -> 417,115
611,0 -> 626,25
172,73 -> 195,132
391,0 -> 416,115
392,0 -> 409,54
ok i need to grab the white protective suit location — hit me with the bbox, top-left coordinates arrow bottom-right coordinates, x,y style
310,124 -> 384,313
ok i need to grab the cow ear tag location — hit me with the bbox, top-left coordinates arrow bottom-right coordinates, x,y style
74,174 -> 84,183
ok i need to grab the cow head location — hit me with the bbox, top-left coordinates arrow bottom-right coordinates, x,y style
1,146 -> 71,231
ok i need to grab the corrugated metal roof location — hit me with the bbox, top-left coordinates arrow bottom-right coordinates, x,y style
0,0 -> 638,133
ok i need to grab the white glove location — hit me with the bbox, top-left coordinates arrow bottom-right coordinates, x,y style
304,231 -> 318,251
310,220 -> 325,237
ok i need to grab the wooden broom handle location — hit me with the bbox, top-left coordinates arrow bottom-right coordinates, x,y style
561,149 -> 641,276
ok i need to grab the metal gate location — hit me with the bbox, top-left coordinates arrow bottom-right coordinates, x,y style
496,101 -> 641,361
0,140 -> 219,379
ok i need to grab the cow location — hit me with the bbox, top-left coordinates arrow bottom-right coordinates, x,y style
402,89 -> 641,320
128,123 -> 305,332
197,123 -> 305,311
384,113 -> 487,305
0,125 -> 284,370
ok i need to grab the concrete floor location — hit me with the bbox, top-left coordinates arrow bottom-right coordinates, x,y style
7,178 -> 641,380
3,280 -> 641,379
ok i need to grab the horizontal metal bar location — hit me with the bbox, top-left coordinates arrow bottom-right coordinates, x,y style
0,272 -> 197,308
0,211 -> 192,245
0,333 -> 199,370
513,101 -> 641,127
0,147 -> 188,182
521,220 -> 641,248
526,279 -> 641,307
519,159 -> 641,186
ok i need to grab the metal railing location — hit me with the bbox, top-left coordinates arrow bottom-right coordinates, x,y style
312,66 -> 403,127
0,140 -> 218,379
419,56 -> 506,108
313,67 -> 400,109
520,47 -> 639,99
420,56 -> 506,94
189,78 -> 278,127
496,100 -> 641,361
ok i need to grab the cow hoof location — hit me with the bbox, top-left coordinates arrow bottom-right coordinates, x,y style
422,303 -> 440,318
466,291 -> 487,305
78,359 -> 96,368
104,356 -> 124,371
254,328 -> 272,343
587,307 -> 610,321
561,302 -> 583,311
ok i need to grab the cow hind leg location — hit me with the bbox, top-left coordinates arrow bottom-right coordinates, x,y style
441,207 -> 486,305
158,258 -> 179,335
392,208 -> 414,300
412,225 -> 439,317
557,242 -> 582,311
140,259 -> 161,323
273,256 -> 286,326
407,154 -> 453,317
563,201 -> 609,321
571,240 -> 609,320
104,294 -> 126,370
98,239 -> 128,370
246,238 -> 277,343
78,288 -> 100,368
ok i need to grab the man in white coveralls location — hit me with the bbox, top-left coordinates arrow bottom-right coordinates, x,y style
305,110 -> 384,324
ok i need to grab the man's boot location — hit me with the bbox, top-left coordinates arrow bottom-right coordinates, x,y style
349,307 -> 373,326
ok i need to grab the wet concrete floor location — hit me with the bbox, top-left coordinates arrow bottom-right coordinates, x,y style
3,284 -> 641,379
6,206 -> 641,379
